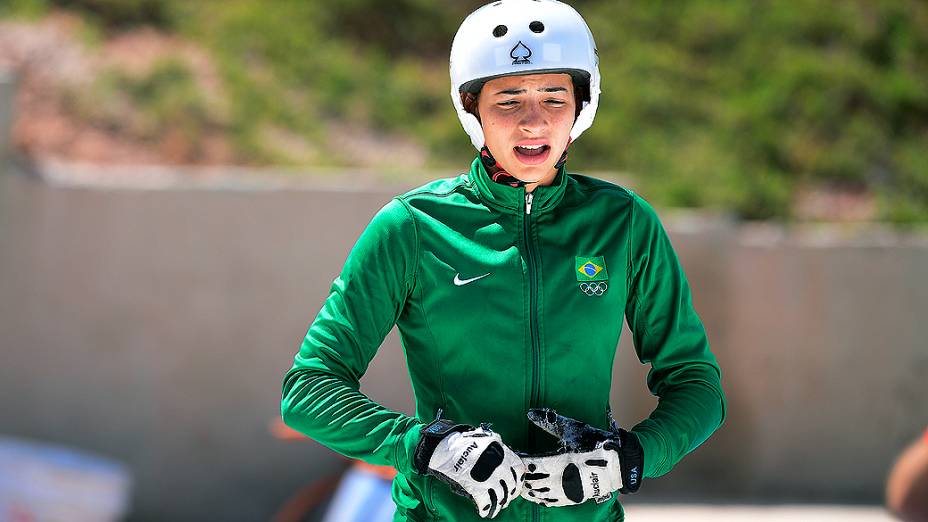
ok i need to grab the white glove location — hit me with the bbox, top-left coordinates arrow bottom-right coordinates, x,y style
414,418 -> 526,519
521,440 -> 622,506
518,408 -> 643,507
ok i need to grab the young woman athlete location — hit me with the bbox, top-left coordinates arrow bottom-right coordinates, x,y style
282,1 -> 726,520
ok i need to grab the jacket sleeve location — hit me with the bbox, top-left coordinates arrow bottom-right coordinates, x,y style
624,193 -> 727,479
281,197 -> 425,476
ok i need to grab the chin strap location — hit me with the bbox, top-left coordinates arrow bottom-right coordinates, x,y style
481,139 -> 572,188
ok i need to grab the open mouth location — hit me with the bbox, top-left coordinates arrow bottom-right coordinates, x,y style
513,144 -> 551,165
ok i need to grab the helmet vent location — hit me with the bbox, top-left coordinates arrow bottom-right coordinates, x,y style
493,25 -> 508,37
529,21 -> 545,33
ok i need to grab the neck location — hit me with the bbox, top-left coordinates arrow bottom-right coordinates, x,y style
481,146 -> 564,191
522,169 -> 558,192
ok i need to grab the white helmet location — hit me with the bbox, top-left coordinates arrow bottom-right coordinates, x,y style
450,0 -> 601,150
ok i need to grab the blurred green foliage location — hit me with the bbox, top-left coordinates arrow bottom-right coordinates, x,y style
3,0 -> 927,221
66,58 -> 223,160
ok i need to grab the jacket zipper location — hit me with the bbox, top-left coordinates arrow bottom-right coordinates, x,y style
523,192 -> 538,412
524,191 -> 540,522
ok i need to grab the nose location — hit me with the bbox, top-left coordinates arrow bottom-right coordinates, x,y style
518,102 -> 547,134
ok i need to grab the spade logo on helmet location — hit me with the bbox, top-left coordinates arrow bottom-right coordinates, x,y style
510,41 -> 532,65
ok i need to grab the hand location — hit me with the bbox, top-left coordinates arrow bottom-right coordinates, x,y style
518,408 -> 643,507
414,417 -> 526,519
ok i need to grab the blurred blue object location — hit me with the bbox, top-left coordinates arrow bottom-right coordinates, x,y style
321,464 -> 395,522
0,436 -> 131,522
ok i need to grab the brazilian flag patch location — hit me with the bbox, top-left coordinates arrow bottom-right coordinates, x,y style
575,255 -> 608,282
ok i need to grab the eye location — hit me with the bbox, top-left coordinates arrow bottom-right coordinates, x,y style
529,21 -> 545,33
497,100 -> 518,107
493,25 -> 508,37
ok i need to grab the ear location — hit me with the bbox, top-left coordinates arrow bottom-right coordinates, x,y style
573,81 -> 587,119
452,86 -> 486,150
461,91 -> 482,123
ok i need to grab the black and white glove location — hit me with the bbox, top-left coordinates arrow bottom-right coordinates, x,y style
518,408 -> 643,507
413,415 -> 526,519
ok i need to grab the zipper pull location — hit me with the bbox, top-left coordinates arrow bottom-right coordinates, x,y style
525,192 -> 533,215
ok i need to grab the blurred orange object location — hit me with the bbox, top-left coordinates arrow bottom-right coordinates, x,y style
270,416 -> 399,522
269,417 -> 309,441
269,415 -> 397,495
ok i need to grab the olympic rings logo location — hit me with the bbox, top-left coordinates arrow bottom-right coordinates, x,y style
579,282 -> 608,296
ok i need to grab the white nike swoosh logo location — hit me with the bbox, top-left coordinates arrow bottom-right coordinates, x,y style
453,272 -> 491,286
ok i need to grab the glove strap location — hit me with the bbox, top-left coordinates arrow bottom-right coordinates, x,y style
413,411 -> 472,474
615,429 -> 644,494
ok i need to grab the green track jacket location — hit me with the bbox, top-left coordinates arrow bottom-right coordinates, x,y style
281,156 -> 726,521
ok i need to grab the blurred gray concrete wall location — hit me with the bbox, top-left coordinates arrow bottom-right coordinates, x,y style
0,70 -> 13,160
1,163 -> 926,520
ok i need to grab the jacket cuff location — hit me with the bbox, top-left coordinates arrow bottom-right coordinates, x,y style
393,421 -> 426,476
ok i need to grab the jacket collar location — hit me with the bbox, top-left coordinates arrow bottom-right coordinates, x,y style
467,156 -> 568,215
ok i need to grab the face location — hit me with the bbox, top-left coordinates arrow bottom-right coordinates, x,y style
476,73 -> 576,189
